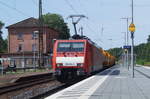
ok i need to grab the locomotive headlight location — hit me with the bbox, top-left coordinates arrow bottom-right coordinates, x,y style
55,69 -> 61,75
56,63 -> 63,66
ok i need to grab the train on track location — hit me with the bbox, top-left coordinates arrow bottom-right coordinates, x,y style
52,36 -> 115,83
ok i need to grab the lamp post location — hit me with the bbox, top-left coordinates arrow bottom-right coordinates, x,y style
33,31 -> 39,71
129,0 -> 135,78
121,17 -> 131,70
121,32 -> 127,68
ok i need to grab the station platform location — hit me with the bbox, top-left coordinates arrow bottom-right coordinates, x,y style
46,65 -> 150,99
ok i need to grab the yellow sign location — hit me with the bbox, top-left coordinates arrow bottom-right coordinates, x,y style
129,23 -> 136,32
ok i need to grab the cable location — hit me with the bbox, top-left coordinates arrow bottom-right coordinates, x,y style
31,0 -> 38,6
0,1 -> 30,17
31,0 -> 49,13
77,0 -> 88,15
86,23 -> 103,43
64,0 -> 78,14
64,0 -> 102,43
76,0 -> 99,27
76,0 -> 103,42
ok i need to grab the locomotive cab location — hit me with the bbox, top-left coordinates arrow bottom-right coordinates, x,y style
53,40 -> 87,82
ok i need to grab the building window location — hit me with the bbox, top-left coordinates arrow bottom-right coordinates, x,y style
17,44 -> 23,52
32,44 -> 37,52
18,33 -> 23,40
32,31 -> 38,39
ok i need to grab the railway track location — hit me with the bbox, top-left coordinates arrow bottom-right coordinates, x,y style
0,73 -> 57,95
0,78 -> 54,95
0,72 -> 84,99
0,67 -> 112,99
34,68 -> 111,99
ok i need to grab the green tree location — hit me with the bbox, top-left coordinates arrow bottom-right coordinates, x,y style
108,47 -> 122,61
2,39 -> 8,52
108,35 -> 150,65
0,21 -> 4,28
42,13 -> 70,39
0,21 -> 4,53
147,35 -> 150,43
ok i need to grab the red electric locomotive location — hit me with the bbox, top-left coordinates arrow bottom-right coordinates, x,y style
52,38 -> 109,82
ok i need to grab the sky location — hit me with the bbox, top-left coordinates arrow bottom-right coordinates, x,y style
0,0 -> 150,50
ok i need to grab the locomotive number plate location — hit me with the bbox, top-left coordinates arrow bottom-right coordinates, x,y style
63,63 -> 77,66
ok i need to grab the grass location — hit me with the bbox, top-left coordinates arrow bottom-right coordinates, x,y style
143,62 -> 150,66
136,59 -> 150,67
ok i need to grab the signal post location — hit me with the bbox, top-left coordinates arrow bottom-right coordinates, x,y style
129,23 -> 135,78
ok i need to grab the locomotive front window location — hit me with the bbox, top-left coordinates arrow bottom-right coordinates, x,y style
72,42 -> 84,52
57,42 -> 84,52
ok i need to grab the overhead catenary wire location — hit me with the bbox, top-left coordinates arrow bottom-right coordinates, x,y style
32,0 -> 56,14
64,0 -> 78,14
32,0 -> 39,7
76,0 -> 99,25
0,1 -> 30,17
75,0 -> 103,43
64,0 -> 94,28
64,0 -> 102,44
76,0 -> 88,15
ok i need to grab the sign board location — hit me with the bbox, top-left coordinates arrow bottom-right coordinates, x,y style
123,45 -> 131,49
129,23 -> 136,32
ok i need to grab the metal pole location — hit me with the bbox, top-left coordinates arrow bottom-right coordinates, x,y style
131,32 -> 134,77
1,60 -> 3,75
124,32 -> 127,68
127,18 -> 129,45
127,18 -> 129,70
121,18 -> 130,69
81,27 -> 83,36
131,0 -> 134,78
121,32 -> 126,67
127,50 -> 129,70
125,32 -> 126,45
38,0 -> 43,67
132,0 -> 134,23
23,44 -> 25,72
73,23 -> 77,35
34,31 -> 36,71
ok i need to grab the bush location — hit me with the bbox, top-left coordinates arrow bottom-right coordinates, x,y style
136,60 -> 145,65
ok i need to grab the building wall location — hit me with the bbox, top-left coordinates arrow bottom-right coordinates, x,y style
45,28 -> 59,53
8,27 -> 59,54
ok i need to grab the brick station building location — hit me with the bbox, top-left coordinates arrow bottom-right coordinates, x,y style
1,17 -> 60,68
